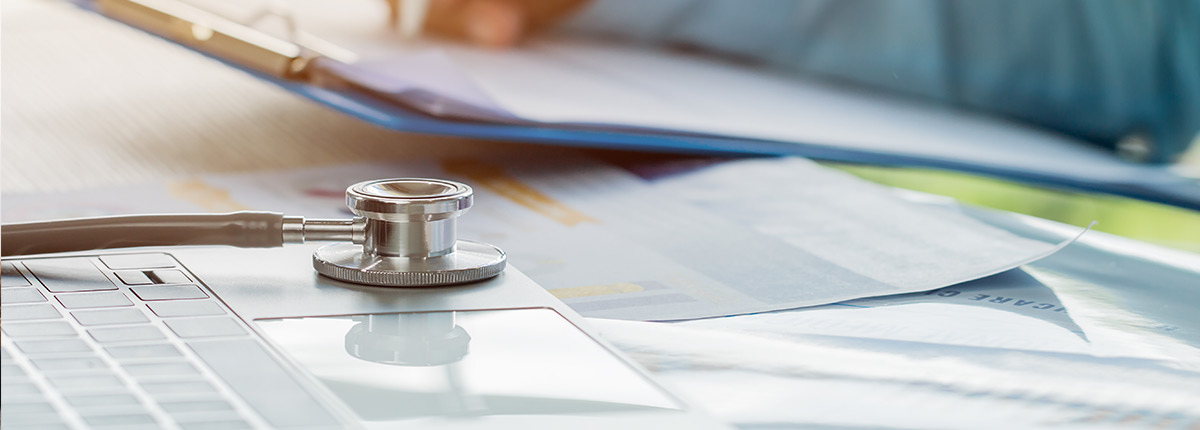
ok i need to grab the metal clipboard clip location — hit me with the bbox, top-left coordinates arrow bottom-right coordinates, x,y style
94,0 -> 356,79
90,0 -> 508,123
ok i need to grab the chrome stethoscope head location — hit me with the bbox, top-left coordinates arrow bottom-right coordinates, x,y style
309,178 -> 506,287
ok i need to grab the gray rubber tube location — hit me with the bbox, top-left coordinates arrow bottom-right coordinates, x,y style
1,212 -> 286,257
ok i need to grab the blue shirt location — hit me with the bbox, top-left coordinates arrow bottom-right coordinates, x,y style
562,0 -> 1200,163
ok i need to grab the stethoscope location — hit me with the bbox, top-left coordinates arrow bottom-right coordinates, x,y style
1,178 -> 506,288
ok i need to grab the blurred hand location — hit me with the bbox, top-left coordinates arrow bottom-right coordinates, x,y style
413,0 -> 588,48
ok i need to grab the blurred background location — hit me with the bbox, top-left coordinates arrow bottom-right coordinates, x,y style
3,0 -> 1199,250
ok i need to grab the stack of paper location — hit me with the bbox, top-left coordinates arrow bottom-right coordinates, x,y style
8,154 -> 1195,429
0,153 -> 1080,320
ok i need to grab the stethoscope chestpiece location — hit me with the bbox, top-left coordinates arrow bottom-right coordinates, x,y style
312,178 -> 506,287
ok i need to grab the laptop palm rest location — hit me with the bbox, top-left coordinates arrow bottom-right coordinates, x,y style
2,245 -> 726,429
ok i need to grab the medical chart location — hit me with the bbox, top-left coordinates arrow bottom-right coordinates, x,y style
169,0 -> 1198,205
252,0 -> 1183,195
592,316 -> 1200,430
0,154 -> 1082,321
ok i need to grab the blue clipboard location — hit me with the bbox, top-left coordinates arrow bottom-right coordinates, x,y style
83,0 -> 1200,211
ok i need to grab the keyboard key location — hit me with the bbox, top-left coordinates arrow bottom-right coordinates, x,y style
83,413 -> 158,427
65,393 -> 140,407
115,271 -> 154,285
0,383 -> 41,397
88,326 -> 165,343
5,423 -> 70,430
157,399 -> 234,413
25,259 -> 116,292
47,374 -> 124,392
2,321 -> 76,338
77,405 -> 152,419
2,364 -> 26,377
130,285 -> 208,301
1,400 -> 56,414
32,357 -> 110,372
105,344 -> 183,361
1,304 -> 62,321
170,410 -> 245,423
139,380 -> 217,395
0,413 -> 68,427
2,379 -> 34,390
15,339 -> 91,355
100,254 -> 176,270
189,339 -> 339,428
2,288 -> 45,304
2,262 -> 32,286
179,420 -> 252,430
72,308 -> 150,326
56,291 -> 134,309
123,362 -> 201,378
150,270 -> 191,284
166,318 -> 246,339
148,301 -> 225,317
1,364 -> 29,379
5,422 -> 71,430
7,361 -> 39,379
170,410 -> 244,422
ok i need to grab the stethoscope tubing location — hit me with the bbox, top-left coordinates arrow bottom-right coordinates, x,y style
1,212 -> 287,257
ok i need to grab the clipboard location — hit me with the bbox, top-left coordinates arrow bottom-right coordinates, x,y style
83,0 -> 1200,211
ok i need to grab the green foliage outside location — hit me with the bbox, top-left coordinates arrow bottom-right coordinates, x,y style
828,163 -> 1200,253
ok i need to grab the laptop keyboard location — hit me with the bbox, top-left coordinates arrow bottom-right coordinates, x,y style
1,254 -> 337,430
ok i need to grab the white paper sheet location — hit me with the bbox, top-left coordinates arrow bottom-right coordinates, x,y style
1,155 -> 1082,320
163,0 -> 1200,206
680,271 -> 1200,362
268,0 -> 1186,191
589,318 -> 1200,429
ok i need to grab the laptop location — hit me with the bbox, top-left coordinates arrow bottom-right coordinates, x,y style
1,244 -> 728,429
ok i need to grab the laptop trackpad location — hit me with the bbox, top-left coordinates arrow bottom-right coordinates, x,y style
256,308 -> 680,424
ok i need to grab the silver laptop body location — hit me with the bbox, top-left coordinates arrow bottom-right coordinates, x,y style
1,245 -> 727,430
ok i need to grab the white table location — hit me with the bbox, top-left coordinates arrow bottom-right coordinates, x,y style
0,0 -> 537,194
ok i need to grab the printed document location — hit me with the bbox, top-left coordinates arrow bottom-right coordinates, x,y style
1,154 -> 1083,320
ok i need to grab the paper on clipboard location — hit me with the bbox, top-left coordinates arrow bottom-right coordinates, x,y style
90,0 -> 1200,210
174,0 -> 1161,180
284,2 -> 1175,196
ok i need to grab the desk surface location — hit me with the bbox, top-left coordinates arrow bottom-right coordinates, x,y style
0,0 -> 547,195
6,4 -> 1200,428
